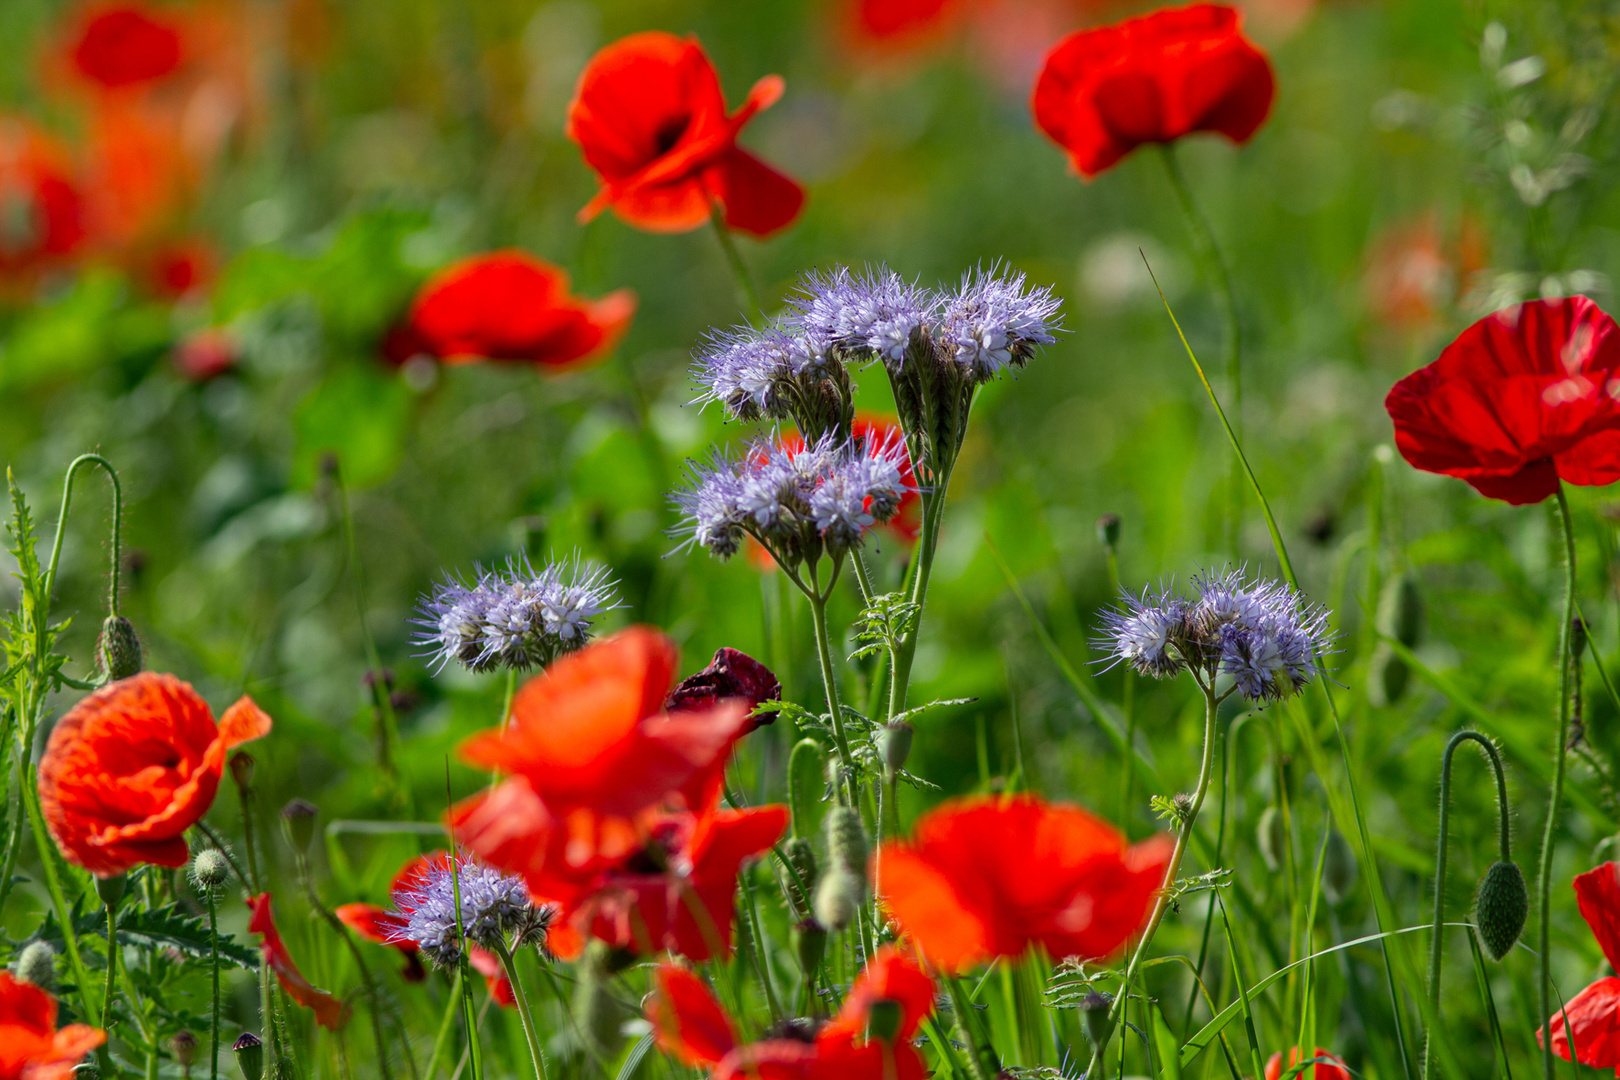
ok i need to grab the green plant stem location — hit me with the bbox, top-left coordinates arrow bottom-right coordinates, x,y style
332,460 -> 402,793
1087,679 -> 1222,1075
709,202 -> 760,316
43,453 -> 123,614
21,771 -> 95,1020
943,975 -> 995,1080
300,857 -> 397,1080
806,576 -> 857,805
425,971 -> 465,1080
1424,730 -> 1510,1080
887,470 -> 951,720
494,944 -> 547,1080
1538,484 -> 1578,1080
208,891 -> 222,1080
738,862 -> 784,1020
102,892 -> 121,1047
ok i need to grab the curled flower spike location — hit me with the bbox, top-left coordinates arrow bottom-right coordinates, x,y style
937,265 -> 1062,383
1096,569 -> 1333,704
413,555 -> 621,674
386,851 -> 553,969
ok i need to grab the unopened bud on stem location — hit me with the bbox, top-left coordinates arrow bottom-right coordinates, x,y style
281,799 -> 319,853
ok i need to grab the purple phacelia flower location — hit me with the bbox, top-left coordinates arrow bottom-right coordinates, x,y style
938,265 -> 1061,382
790,266 -> 938,371
387,852 -> 553,968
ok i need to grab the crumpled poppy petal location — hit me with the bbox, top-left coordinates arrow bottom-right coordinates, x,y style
820,945 -> 935,1044
248,894 -> 349,1031
647,964 -> 736,1066
0,972 -> 106,1080
712,148 -> 806,238
1575,863 -> 1620,972
1541,976 -> 1620,1069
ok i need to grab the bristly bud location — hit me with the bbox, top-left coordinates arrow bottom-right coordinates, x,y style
172,1030 -> 198,1070
1573,617 -> 1590,660
814,866 -> 862,932
782,837 -> 818,919
1321,830 -> 1358,904
15,940 -> 56,989
233,1034 -> 264,1080
1078,991 -> 1113,1048
229,751 -> 255,789
94,873 -> 127,910
865,999 -> 903,1044
96,615 -> 142,681
191,849 -> 231,892
1096,513 -> 1121,550
826,806 -> 868,880
74,1064 -> 99,1080
1257,806 -> 1286,873
788,739 -> 829,840
280,799 -> 319,853
1475,860 -> 1529,961
879,720 -> 913,775
793,919 -> 827,978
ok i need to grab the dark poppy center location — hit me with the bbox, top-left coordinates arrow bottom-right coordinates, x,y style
652,114 -> 691,156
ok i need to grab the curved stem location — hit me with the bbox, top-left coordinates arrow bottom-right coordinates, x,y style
1423,730 -> 1509,1080
1088,681 -> 1221,1073
494,944 -> 548,1080
1538,483 -> 1578,1080
709,202 -> 760,317
44,454 -> 123,614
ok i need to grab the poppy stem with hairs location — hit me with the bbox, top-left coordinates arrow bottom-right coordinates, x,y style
886,455 -> 955,721
424,970 -> 464,1080
493,943 -> 547,1080
1086,677 -> 1222,1075
99,876 -> 124,1068
1537,482 -> 1578,1080
709,199 -> 761,317
1158,146 -> 1242,554
807,562 -> 858,805
1423,731 -> 1509,1080
208,887 -> 221,1080
43,453 -> 122,616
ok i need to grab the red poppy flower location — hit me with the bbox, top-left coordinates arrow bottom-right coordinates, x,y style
38,673 -> 272,876
563,800 -> 787,961
648,946 -> 934,1080
174,327 -> 236,382
247,894 -> 349,1031
334,903 -> 425,983
1265,1048 -> 1350,1080
68,4 -> 184,91
1031,4 -> 1275,179
566,32 -> 805,238
386,251 -> 635,371
876,794 -> 1173,972
0,972 -> 105,1080
665,648 -> 782,733
1384,297 -> 1620,505
848,0 -> 963,45
451,627 -> 752,905
146,238 -> 216,298
0,121 -> 86,278
1541,862 -> 1620,1068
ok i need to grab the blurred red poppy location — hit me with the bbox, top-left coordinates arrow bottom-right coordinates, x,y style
38,673 -> 271,876
1031,3 -> 1275,178
146,237 -> 216,298
0,972 -> 105,1080
467,946 -> 516,1007
566,31 -> 805,237
247,894 -> 349,1031
387,250 -> 635,371
1541,862 -> 1620,1069
876,794 -> 1172,972
0,120 -> 86,279
174,326 -> 236,382
1384,297 -> 1620,505
848,0 -> 964,45
648,946 -> 934,1080
334,901 -> 425,983
67,4 -> 184,91
451,627 -> 752,907
1265,1049 -> 1350,1080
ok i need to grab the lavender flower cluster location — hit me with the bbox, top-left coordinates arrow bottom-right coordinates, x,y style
1098,570 -> 1334,704
388,853 -> 553,968
413,555 -> 620,674
673,431 -> 910,565
690,264 -> 1061,433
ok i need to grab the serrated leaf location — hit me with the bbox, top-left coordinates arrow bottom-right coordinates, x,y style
112,904 -> 260,969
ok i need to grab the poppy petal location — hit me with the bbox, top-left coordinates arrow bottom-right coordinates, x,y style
247,894 -> 349,1031
647,964 -> 736,1066
1541,976 -> 1620,1069
712,148 -> 806,239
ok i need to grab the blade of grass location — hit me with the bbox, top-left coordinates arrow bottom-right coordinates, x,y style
1467,927 -> 1514,1080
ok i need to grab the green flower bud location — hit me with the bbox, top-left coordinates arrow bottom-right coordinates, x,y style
1475,860 -> 1529,962
1078,991 -> 1113,1049
15,940 -> 56,989
782,837 -> 818,918
96,615 -> 143,682
229,751 -> 256,789
1096,513 -> 1121,551
1367,642 -> 1410,707
826,806 -> 868,879
1322,830 -> 1358,905
280,799 -> 318,853
879,721 -> 913,775
233,1034 -> 264,1080
191,849 -> 231,892
788,739 -> 828,841
74,1064 -> 99,1080
172,1030 -> 198,1070
1256,806 -> 1285,873
813,866 -> 861,932
793,919 -> 826,979
95,873 -> 127,911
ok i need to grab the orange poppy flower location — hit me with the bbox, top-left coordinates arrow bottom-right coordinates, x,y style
38,673 -> 271,877
452,627 -> 752,897
386,251 -> 636,370
876,794 -> 1172,972
0,120 -> 86,280
1541,862 -> 1620,1068
66,4 -> 185,91
1265,1048 -> 1350,1080
647,946 -> 934,1080
0,972 -> 105,1080
247,894 -> 349,1031
566,31 -> 805,238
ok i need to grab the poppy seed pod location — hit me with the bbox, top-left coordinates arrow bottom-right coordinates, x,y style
788,738 -> 828,840
1257,806 -> 1285,872
880,720 -> 913,775
280,799 -> 319,853
793,918 -> 827,977
1079,990 -> 1113,1049
826,806 -> 868,881
191,849 -> 231,891
94,872 -> 126,910
96,615 -> 142,681
1475,860 -> 1529,961
232,1034 -> 264,1080
1321,830 -> 1358,904
1096,513 -> 1121,550
814,865 -> 862,932
14,940 -> 55,989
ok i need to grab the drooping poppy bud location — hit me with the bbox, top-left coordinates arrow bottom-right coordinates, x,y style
171,1030 -> 198,1071
280,799 -> 318,854
826,806 -> 868,882
879,720 -> 913,775
793,918 -> 827,979
814,866 -> 861,932
781,836 -> 818,918
96,615 -> 142,681
15,940 -> 56,989
1475,860 -> 1529,961
1096,513 -> 1121,550
1079,990 -> 1113,1049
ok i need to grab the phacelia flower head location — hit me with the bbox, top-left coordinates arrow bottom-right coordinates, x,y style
387,851 -> 553,968
414,555 -> 621,675
1098,569 -> 1333,704
692,318 -> 853,439
938,265 -> 1062,383
790,266 -> 938,372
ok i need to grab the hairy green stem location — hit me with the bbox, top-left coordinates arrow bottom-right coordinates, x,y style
44,453 -> 123,615
494,944 -> 547,1080
22,771 -> 96,1020
1538,483 -> 1578,1080
807,576 -> 857,805
208,891 -> 222,1080
943,975 -> 995,1080
425,971 -> 465,1080
1424,731 -> 1509,1080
